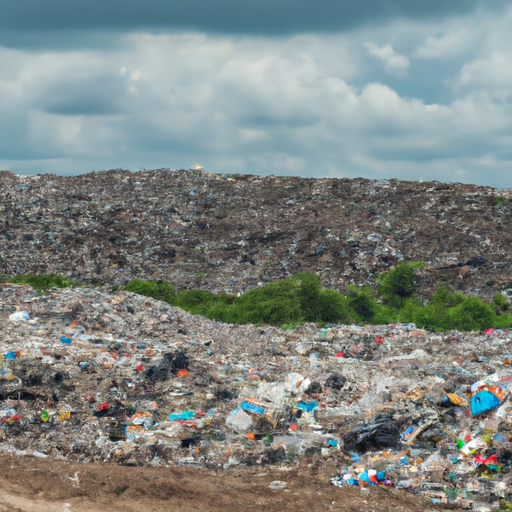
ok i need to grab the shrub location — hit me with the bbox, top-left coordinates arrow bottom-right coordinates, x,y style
377,261 -> 425,306
494,313 -> 512,329
416,287 -> 466,331
493,293 -> 509,311
296,273 -> 322,322
372,306 -> 398,325
318,289 -> 356,324
7,274 -> 75,290
429,286 -> 465,309
174,289 -> 220,315
225,277 -> 303,326
124,280 -> 176,303
446,296 -> 495,332
397,298 -> 423,323
347,288 -> 378,322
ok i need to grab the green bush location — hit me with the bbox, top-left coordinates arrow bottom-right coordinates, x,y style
445,296 -> 495,332
372,305 -> 398,325
318,289 -> 357,324
175,289 -> 237,315
5,274 -> 75,290
493,293 -> 510,311
297,273 -> 322,321
227,278 -> 302,325
347,288 -> 378,322
494,313 -> 512,329
397,298 -> 423,323
377,261 -> 425,306
428,286 -> 465,310
124,279 -> 176,303
117,271 -> 508,333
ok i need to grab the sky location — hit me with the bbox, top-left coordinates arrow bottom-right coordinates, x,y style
0,0 -> 511,188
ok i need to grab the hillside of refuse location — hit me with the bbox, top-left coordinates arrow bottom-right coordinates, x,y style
2,169 -> 512,510
1,168 -> 512,300
0,283 -> 511,509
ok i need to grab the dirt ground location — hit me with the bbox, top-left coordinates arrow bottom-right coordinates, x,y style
0,455 -> 452,512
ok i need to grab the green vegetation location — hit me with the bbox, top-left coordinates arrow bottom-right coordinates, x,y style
377,260 -> 425,308
123,261 -> 512,332
0,274 -> 76,290
124,279 -> 176,303
4,263 -> 512,332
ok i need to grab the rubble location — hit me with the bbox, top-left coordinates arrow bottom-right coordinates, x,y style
1,283 -> 511,508
1,168 -> 512,299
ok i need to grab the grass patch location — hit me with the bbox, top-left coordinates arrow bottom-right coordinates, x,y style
1,274 -> 76,291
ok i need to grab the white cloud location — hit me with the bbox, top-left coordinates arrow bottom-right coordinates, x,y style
1,6 -> 512,188
457,51 -> 512,101
363,42 -> 409,77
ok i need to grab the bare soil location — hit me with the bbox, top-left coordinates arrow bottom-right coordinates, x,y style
0,456 -> 449,512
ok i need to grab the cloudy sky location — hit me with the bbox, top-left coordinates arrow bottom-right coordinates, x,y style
1,0 -> 511,187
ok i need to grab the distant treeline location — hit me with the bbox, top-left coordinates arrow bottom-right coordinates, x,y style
3,263 -> 511,332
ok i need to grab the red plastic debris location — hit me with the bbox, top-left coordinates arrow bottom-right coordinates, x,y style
177,370 -> 190,376
335,352 -> 345,358
483,328 -> 494,335
97,401 -> 109,411
475,454 -> 497,465
374,336 -> 384,344
136,364 -> 143,371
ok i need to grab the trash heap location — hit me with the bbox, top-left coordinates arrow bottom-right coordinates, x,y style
1,284 -> 512,510
2,168 -> 512,300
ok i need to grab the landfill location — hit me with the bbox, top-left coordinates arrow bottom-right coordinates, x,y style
1,283 -> 511,510
1,168 -> 512,300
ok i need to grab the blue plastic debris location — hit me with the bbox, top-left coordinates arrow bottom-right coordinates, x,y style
297,400 -> 318,412
493,432 -> 506,443
241,400 -> 266,414
169,411 -> 195,421
401,426 -> 414,438
470,390 -> 502,416
349,452 -> 361,463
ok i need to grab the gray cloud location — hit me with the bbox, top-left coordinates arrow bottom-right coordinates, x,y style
34,76 -> 127,116
0,0 -> 495,37
1,4 -> 512,189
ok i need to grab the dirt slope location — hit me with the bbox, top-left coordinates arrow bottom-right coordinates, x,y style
0,455 -> 446,512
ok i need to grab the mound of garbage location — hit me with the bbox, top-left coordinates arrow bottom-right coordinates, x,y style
1,283 -> 511,509
2,168 -> 512,299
